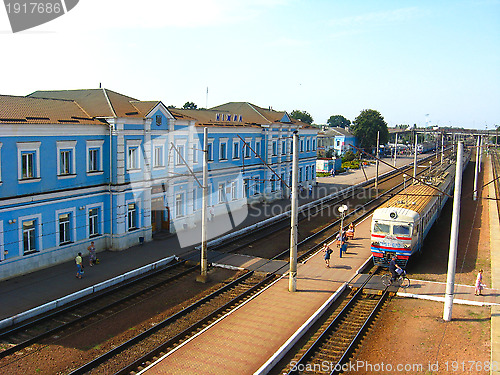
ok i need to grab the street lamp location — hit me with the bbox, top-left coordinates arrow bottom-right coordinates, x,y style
338,204 -> 348,236
403,173 -> 407,190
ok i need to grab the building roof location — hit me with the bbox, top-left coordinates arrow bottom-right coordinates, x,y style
28,89 -> 151,118
0,95 -> 104,125
318,127 -> 353,137
170,102 -> 313,129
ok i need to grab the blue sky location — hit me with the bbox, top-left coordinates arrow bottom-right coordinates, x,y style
1,0 -> 499,128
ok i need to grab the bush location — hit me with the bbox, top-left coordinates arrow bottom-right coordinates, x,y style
342,160 -> 360,170
342,150 -> 356,162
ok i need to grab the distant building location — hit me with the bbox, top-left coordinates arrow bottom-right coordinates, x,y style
0,90 -> 317,280
317,127 -> 357,156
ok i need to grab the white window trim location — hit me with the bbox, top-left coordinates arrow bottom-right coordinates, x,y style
218,182 -> 226,203
175,192 -> 185,218
126,199 -> 141,230
175,141 -> 187,166
17,141 -> 41,182
18,213 -> 43,255
55,207 -> 77,246
56,140 -> 77,179
153,141 -> 165,169
219,138 -> 229,161
126,139 -> 142,172
244,138 -> 252,158
232,139 -> 240,160
86,139 -> 104,175
86,202 -> 104,238
207,138 -> 214,162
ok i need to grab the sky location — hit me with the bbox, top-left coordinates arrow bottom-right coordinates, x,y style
0,0 -> 499,129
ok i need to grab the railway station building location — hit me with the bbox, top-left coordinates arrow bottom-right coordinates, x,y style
0,89 -> 317,280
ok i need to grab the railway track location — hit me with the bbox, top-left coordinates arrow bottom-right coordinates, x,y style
68,271 -> 277,375
0,260 -> 197,360
272,274 -> 391,375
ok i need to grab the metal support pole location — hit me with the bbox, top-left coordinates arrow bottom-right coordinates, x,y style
441,132 -> 444,166
479,136 -> 483,173
375,131 -> 380,192
197,128 -> 209,283
393,133 -> 398,167
443,141 -> 463,321
473,136 -> 480,201
413,133 -> 418,184
289,131 -> 299,292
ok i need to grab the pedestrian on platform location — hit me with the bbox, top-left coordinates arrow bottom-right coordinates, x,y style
475,269 -> 484,296
209,206 -> 215,221
88,241 -> 96,266
346,223 -> 355,240
341,240 -> 348,254
323,243 -> 333,268
308,184 -> 313,197
75,252 -> 84,278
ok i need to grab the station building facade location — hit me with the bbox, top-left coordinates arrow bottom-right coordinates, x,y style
0,89 -> 317,280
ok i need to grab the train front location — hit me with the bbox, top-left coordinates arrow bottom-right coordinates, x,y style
370,207 -> 419,268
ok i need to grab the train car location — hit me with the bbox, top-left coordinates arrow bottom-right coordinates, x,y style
416,141 -> 435,154
370,165 -> 456,268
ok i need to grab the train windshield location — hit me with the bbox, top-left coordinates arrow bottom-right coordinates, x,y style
373,222 -> 390,234
393,225 -> 411,236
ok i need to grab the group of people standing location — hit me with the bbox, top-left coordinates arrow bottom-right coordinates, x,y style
75,241 -> 98,278
323,223 -> 355,268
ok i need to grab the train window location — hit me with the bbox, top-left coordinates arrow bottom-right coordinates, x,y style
373,222 -> 390,234
393,225 -> 410,236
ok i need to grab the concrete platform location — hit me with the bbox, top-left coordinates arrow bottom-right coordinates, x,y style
211,252 -> 289,274
138,216 -> 375,375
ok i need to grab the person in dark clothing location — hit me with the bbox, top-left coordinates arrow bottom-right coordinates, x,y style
389,255 -> 402,282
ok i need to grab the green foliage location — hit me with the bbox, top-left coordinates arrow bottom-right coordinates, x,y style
342,160 -> 360,170
325,148 -> 336,158
316,172 -> 331,177
290,110 -> 313,125
327,115 -> 351,128
351,109 -> 389,150
341,150 -> 356,162
183,101 -> 198,109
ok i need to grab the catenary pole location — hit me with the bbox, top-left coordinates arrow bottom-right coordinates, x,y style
413,132 -> 418,184
443,141 -> 463,322
473,136 -> 480,201
393,133 -> 398,167
375,131 -> 380,192
197,127 -> 209,283
479,136 -> 483,173
289,131 -> 299,292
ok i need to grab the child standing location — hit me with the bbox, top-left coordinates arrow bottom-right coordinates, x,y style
475,269 -> 484,296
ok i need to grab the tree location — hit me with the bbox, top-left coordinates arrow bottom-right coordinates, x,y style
351,109 -> 389,150
183,101 -> 197,109
290,110 -> 313,125
327,115 -> 351,128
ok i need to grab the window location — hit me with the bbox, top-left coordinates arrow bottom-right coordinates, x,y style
23,220 -> 36,254
306,138 -> 310,151
60,150 -> 72,175
312,139 -> 316,150
218,183 -> 226,203
393,225 -> 411,236
127,140 -> 142,171
231,181 -> 237,200
128,147 -> 138,169
156,115 -> 162,126
192,144 -> 198,164
272,141 -> 277,156
175,193 -> 184,217
219,138 -> 228,160
300,139 -> 304,152
207,139 -> 214,161
56,141 -> 76,178
89,149 -> 99,172
17,141 -> 41,181
176,144 -> 185,165
86,140 -> 104,174
89,208 -> 99,237
244,138 -> 251,158
256,140 -> 261,156
220,142 -> 227,160
59,213 -> 71,245
22,152 -> 35,179
282,140 -> 286,155
128,203 -> 138,230
373,222 -> 390,234
154,146 -> 164,167
233,141 -> 240,159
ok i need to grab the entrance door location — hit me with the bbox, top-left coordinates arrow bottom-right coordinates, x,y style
151,198 -> 164,234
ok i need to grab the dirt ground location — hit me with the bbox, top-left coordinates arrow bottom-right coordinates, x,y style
349,157 -> 493,374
